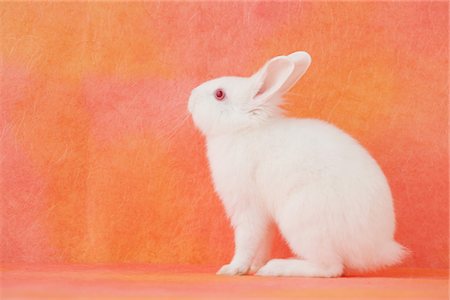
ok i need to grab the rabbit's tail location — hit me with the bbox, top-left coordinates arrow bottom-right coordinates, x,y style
348,241 -> 409,272
378,241 -> 409,267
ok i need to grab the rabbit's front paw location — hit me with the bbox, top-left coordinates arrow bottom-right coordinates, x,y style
216,263 -> 250,276
249,261 -> 266,274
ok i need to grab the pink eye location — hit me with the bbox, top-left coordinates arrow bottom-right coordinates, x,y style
214,89 -> 226,101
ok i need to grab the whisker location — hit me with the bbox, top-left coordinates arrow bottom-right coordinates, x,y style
160,113 -> 190,145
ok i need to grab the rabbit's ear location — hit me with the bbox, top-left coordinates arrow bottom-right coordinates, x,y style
251,51 -> 311,103
284,51 -> 311,92
251,56 -> 294,103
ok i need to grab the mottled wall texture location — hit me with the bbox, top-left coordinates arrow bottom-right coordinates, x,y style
0,2 -> 448,269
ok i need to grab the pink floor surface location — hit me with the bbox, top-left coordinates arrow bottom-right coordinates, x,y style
1,265 -> 448,299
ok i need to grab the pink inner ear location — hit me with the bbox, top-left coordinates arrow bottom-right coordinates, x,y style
253,58 -> 294,102
255,80 -> 269,97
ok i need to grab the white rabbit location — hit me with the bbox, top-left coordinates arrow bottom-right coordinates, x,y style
187,51 -> 406,277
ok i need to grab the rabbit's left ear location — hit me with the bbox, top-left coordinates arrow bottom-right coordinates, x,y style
251,51 -> 311,103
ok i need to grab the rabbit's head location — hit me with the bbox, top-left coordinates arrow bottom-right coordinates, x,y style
188,51 -> 311,136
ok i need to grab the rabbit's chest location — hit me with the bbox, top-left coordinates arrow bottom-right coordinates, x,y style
206,137 -> 257,202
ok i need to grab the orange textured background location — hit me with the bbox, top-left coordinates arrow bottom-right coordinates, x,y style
0,2 -> 448,270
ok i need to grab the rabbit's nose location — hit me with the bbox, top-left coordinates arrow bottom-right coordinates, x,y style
188,97 -> 196,114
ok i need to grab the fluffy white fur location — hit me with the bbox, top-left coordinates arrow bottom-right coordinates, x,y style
188,51 -> 406,277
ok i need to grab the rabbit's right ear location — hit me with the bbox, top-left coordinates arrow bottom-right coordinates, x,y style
251,56 -> 295,103
251,51 -> 311,103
